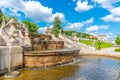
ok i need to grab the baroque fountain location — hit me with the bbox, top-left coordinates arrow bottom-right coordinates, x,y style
0,18 -> 80,76
1,19 -> 120,80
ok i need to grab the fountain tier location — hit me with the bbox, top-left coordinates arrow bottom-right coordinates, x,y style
24,48 -> 80,68
23,33 -> 80,68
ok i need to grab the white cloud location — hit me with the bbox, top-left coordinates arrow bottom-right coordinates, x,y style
101,14 -> 120,22
92,0 -> 120,22
64,17 -> 94,31
38,27 -> 47,34
92,0 -> 114,9
65,22 -> 84,31
0,0 -> 65,22
101,7 -> 120,22
38,25 -> 53,33
110,7 -> 120,17
75,1 -> 93,12
108,32 -> 113,35
86,25 -> 99,32
84,17 -> 94,24
9,8 -> 21,17
50,12 -> 65,22
99,25 -> 109,29
86,25 -> 109,32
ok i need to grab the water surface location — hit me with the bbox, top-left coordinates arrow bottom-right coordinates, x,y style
1,56 -> 120,80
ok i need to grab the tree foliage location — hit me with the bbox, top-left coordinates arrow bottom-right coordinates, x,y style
52,16 -> 62,37
96,40 -> 103,49
0,9 -> 2,23
0,9 -> 12,25
63,30 -> 92,38
23,20 -> 39,33
115,35 -> 120,45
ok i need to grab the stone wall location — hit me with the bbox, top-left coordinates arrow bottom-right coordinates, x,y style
32,41 -> 64,50
24,48 -> 80,68
0,46 -> 23,74
0,36 -> 6,46
30,34 -> 52,40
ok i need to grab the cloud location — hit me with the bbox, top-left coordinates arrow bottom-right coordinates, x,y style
38,25 -> 53,33
86,25 -> 99,32
64,17 -> 94,31
92,0 -> 114,9
101,7 -> 120,22
92,0 -> 120,22
101,14 -> 120,22
0,0 -> 65,22
65,22 -> 84,31
50,12 -> 65,22
84,17 -> 94,24
75,1 -> 93,12
38,27 -> 47,34
110,7 -> 120,17
86,25 -> 109,32
99,25 -> 109,29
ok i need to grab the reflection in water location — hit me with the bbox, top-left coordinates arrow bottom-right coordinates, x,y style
1,56 -> 120,80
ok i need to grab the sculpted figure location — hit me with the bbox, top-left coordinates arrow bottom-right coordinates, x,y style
0,18 -> 32,47
23,29 -> 32,47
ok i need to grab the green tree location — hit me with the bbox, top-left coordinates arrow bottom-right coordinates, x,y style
116,35 -> 120,45
23,20 -> 39,33
52,16 -> 62,37
0,9 -> 10,25
96,40 -> 102,50
0,8 -> 3,25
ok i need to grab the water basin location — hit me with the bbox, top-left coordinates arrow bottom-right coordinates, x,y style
1,56 -> 120,80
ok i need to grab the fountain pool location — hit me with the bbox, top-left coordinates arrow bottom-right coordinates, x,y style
1,56 -> 120,80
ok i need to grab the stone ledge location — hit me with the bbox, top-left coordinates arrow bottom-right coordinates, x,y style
24,48 -> 80,68
24,48 -> 80,56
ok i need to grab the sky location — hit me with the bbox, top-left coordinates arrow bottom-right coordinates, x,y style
0,0 -> 120,40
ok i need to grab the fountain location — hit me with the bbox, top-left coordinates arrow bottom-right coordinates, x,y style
0,18 -> 80,74
24,27 -> 80,68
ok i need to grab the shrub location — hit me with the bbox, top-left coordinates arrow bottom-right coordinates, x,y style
115,47 -> 120,52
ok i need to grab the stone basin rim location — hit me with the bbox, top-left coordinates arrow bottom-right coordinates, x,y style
24,48 -> 80,56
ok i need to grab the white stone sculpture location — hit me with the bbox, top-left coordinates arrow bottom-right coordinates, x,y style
45,27 -> 51,34
23,29 -> 32,47
72,33 -> 78,47
0,18 -> 32,47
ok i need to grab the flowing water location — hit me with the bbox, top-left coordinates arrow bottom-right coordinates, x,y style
1,56 -> 120,80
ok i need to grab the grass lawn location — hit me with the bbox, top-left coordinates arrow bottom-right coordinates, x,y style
79,39 -> 113,49
115,47 -> 120,52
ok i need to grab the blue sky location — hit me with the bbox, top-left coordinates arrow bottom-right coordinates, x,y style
0,0 -> 120,40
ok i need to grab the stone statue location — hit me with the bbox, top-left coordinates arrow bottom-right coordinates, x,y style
45,27 -> 51,34
72,33 -> 78,47
23,29 -> 32,47
59,29 -> 62,34
7,36 -> 16,46
0,18 -> 32,47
